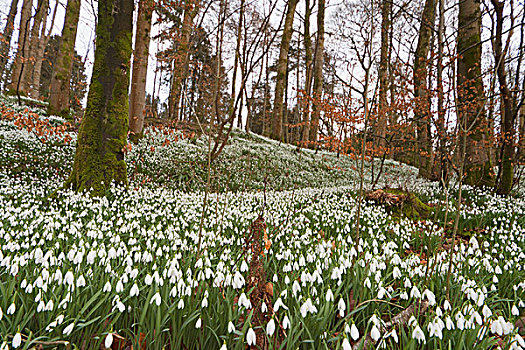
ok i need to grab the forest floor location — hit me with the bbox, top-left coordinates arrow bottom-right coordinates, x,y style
1,95 -> 525,349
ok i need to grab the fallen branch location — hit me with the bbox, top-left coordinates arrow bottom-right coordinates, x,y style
353,300 -> 430,350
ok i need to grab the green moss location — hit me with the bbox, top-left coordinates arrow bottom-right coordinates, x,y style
384,188 -> 434,219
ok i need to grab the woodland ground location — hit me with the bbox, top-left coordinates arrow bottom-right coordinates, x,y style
1,94 -> 525,349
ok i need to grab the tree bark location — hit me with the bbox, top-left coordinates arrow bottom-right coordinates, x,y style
413,0 -> 435,179
65,0 -> 134,196
309,0 -> 325,144
377,0 -> 391,151
31,0 -> 58,98
491,0 -> 513,195
7,0 -> 32,92
0,0 -> 20,86
457,0 -> 494,187
301,0 -> 313,143
271,0 -> 299,141
21,0 -> 48,96
129,0 -> 154,142
48,0 -> 81,115
168,0 -> 199,121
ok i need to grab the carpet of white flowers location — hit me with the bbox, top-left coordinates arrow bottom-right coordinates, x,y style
1,96 -> 525,349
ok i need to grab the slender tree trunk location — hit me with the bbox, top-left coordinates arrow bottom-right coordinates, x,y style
31,0 -> 58,98
413,0 -> 435,178
7,0 -> 32,92
65,0 -> 134,196
457,0 -> 494,187
0,0 -> 20,87
21,0 -> 48,96
301,0 -> 313,143
129,0 -> 154,142
48,0 -> 81,115
168,0 -> 199,120
377,0 -> 391,151
308,0 -> 325,144
232,0 -> 245,128
436,0 -> 448,184
271,0 -> 299,141
491,0 -> 513,195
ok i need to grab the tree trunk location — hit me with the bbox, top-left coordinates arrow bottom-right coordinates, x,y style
271,0 -> 299,141
308,0 -> 325,145
129,0 -> 153,142
168,0 -> 199,120
491,0 -> 513,195
31,0 -> 58,98
377,0 -> 391,151
413,0 -> 435,179
48,0 -> 81,115
0,0 -> 20,87
65,0 -> 133,196
301,0 -> 313,143
7,0 -> 32,93
21,0 -> 48,96
457,0 -> 494,187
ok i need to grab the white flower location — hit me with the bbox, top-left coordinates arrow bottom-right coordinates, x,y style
177,299 -> 185,309
104,333 -> 113,349
482,305 -> 492,319
76,275 -> 86,287
220,343 -> 227,350
266,319 -> 276,336
351,323 -> 359,340
412,325 -> 426,344
326,289 -> 334,302
195,318 -> 202,328
150,292 -> 161,306
130,284 -> 139,297
7,303 -> 15,315
64,271 -> 74,286
338,298 -> 346,317
342,338 -> 351,350
238,293 -> 251,309
228,321 -> 235,333
445,316 -> 455,330
246,328 -> 256,346
12,332 -> 21,348
282,315 -> 290,329
512,305 -> 520,316
63,323 -> 74,336
103,281 -> 112,293
370,324 -> 381,341
422,289 -> 436,306
261,302 -> 267,313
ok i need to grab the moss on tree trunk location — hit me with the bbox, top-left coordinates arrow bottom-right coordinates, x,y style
65,0 -> 133,196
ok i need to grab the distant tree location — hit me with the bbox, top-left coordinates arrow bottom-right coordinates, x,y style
39,35 -> 87,113
0,0 -> 19,87
65,0 -> 133,195
413,0 -> 436,179
309,0 -> 325,144
7,0 -> 32,93
48,0 -> 81,116
129,0 -> 154,142
272,0 -> 299,141
457,0 -> 494,187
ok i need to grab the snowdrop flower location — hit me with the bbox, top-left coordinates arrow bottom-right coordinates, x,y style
445,316 -> 455,330
261,302 -> 267,313
64,271 -> 74,286
201,297 -> 208,308
220,343 -> 227,350
7,303 -> 15,315
482,305 -> 492,319
76,275 -> 86,288
195,318 -> 202,328
267,319 -> 276,336
116,280 -> 124,293
326,289 -> 334,302
351,323 -> 359,340
150,292 -> 161,306
104,333 -> 113,349
238,293 -> 251,309
512,305 -> 520,316
422,289 -> 436,306
246,328 -> 256,346
103,281 -> 112,293
443,300 -> 451,311
12,332 -> 21,348
338,298 -> 346,317
410,286 -> 421,299
342,338 -> 351,350
412,325 -> 426,344
282,315 -> 290,329
130,284 -> 139,297
177,299 -> 184,309
274,297 -> 287,311
228,321 -> 235,333
370,325 -> 381,341
63,323 -> 74,336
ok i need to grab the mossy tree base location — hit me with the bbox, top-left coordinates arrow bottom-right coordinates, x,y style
366,188 -> 434,219
65,0 -> 133,197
